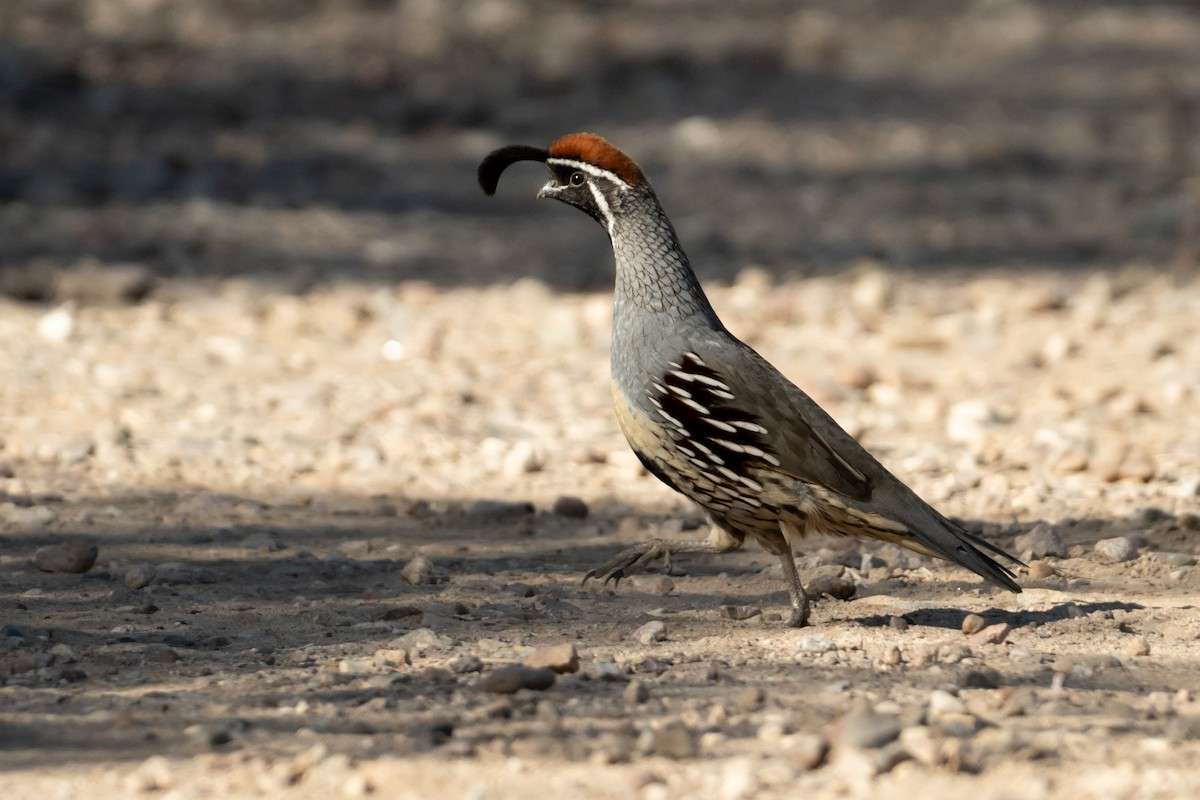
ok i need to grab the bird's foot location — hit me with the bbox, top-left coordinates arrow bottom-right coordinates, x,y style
583,539 -> 674,587
785,603 -> 810,628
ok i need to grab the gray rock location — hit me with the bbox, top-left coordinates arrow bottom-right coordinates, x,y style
1014,523 -> 1067,559
478,665 -> 556,694
466,500 -> 535,520
586,660 -> 627,681
34,539 -> 98,573
1149,552 -> 1196,567
807,575 -> 856,601
1094,536 -> 1139,563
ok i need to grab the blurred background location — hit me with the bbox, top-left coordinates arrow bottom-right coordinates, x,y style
2,0 -> 1198,299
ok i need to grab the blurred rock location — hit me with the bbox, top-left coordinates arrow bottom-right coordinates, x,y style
523,643 -> 579,674
1094,536 -> 1139,563
1014,523 -> 1067,559
479,665 -> 555,694
34,539 -> 98,573
54,261 -> 155,305
551,495 -> 588,518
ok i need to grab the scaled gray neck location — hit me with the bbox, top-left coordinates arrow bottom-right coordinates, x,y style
609,191 -> 722,329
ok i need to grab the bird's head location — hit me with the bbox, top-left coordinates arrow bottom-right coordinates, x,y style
478,133 -> 646,233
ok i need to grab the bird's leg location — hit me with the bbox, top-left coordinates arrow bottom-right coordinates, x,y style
584,521 -> 743,586
775,548 -> 811,628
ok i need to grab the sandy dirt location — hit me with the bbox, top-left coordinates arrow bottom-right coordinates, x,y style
2,1 -> 1200,799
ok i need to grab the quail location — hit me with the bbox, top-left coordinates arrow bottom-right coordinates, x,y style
479,133 -> 1022,627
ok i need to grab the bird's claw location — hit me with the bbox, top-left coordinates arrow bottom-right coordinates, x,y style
583,541 -> 671,588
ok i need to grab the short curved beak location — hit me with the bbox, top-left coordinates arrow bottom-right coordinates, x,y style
536,182 -> 559,200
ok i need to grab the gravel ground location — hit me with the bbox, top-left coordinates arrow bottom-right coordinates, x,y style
3,1 -> 1200,799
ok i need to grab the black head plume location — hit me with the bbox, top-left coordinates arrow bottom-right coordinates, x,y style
478,145 -> 548,195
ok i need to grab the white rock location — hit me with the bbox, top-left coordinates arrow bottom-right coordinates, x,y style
36,306 -> 74,342
503,441 -> 544,476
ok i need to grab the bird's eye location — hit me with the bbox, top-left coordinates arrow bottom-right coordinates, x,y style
569,171 -> 585,186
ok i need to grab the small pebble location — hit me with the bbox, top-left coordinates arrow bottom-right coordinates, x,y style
0,503 -> 56,527
1014,523 -> 1067,559
185,718 -> 250,750
937,643 -> 972,664
338,658 -> 372,676
797,635 -> 836,654
888,616 -> 909,631
465,500 -> 534,520
1124,637 -> 1151,657
1094,536 -> 1139,563
34,539 -> 98,573
786,733 -> 829,770
125,563 -> 157,590
503,441 -> 544,476
624,678 -> 649,705
1149,552 -> 1196,567
633,620 -> 667,645
898,726 -> 940,766
721,604 -> 763,620
421,666 -> 454,682
1027,560 -> 1057,579
928,689 -> 967,718
971,623 -> 1012,645
551,495 -> 589,518
390,628 -> 451,655
961,614 -> 986,635
49,643 -> 76,662
126,755 -> 173,793
523,643 -> 579,674
400,554 -> 437,585
838,711 -> 901,750
478,665 -> 556,694
630,575 -> 675,595
448,654 -> 484,673
730,686 -> 765,713
644,719 -> 696,759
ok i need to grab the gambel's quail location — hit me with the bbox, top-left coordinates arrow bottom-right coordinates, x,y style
479,133 -> 1022,627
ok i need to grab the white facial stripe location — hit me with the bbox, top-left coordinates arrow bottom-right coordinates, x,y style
546,158 -> 630,188
586,180 -> 616,233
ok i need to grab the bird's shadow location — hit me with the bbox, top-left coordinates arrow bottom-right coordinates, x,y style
852,601 -> 1144,632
